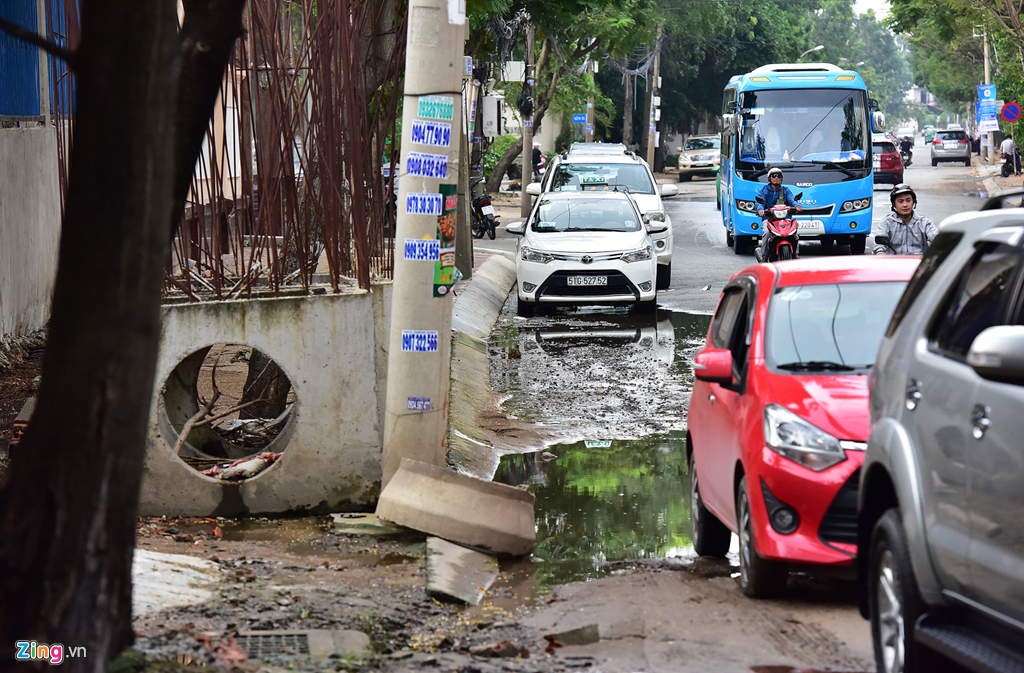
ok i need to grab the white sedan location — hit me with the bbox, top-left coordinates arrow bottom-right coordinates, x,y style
504,190 -> 664,317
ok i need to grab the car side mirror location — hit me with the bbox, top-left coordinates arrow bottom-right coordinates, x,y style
968,325 -> 1024,385
504,221 -> 526,235
660,183 -> 679,197
644,217 -> 668,234
526,182 -> 542,196
694,348 -> 734,385
874,235 -> 890,247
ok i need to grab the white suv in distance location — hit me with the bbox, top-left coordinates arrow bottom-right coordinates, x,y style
526,144 -> 678,290
504,189 -> 663,317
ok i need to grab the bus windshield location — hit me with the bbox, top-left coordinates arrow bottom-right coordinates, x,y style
736,88 -> 869,173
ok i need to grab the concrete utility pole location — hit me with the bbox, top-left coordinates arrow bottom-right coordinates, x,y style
520,24 -> 536,218
984,29 -> 994,163
455,62 -> 473,279
646,28 -> 662,167
382,0 -> 465,486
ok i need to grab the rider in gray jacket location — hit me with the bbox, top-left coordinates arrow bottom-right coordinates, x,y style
873,183 -> 938,255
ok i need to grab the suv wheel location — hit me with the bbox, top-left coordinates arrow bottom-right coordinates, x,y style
869,509 -> 926,673
689,448 -> 730,557
737,476 -> 787,598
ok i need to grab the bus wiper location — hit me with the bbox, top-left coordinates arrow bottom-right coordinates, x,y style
777,360 -> 857,371
750,162 -> 796,180
792,160 -> 859,178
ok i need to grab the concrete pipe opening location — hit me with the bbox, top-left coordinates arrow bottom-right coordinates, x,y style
159,343 -> 298,481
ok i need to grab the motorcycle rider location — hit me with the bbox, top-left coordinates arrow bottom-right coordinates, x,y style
755,167 -> 803,259
873,183 -> 938,255
1000,134 -> 1020,175
899,135 -> 913,165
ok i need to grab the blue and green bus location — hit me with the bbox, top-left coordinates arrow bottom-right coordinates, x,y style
719,63 -> 884,255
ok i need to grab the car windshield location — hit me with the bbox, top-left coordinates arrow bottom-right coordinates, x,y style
685,137 -> 719,151
548,163 -> 655,194
873,141 -> 896,154
737,88 -> 870,171
766,281 -> 908,370
937,131 -> 968,141
531,197 -> 641,233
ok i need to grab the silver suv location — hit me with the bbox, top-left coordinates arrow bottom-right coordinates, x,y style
527,144 -> 678,290
929,129 -> 971,167
857,200 -> 1024,673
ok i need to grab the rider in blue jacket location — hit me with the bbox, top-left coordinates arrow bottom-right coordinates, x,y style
755,167 -> 802,259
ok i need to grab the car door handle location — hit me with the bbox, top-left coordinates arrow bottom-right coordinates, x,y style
905,379 -> 922,411
971,404 -> 991,440
708,394 -> 715,404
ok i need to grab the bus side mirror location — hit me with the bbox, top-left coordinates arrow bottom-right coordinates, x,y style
872,111 -> 886,133
722,114 -> 739,135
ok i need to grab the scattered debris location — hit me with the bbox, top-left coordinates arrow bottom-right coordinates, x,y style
202,451 -> 282,480
425,537 -> 499,606
467,639 -> 530,658
546,624 -> 599,646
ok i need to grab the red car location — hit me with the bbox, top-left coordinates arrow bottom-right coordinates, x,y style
686,255 -> 918,598
872,135 -> 903,185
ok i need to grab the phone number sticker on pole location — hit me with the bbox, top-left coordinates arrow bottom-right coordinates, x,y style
406,193 -> 443,215
410,120 -> 452,147
417,95 -> 455,121
403,238 -> 441,261
407,397 -> 431,411
401,330 -> 440,353
406,152 -> 449,179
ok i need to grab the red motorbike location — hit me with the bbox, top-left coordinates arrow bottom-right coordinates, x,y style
754,191 -> 803,262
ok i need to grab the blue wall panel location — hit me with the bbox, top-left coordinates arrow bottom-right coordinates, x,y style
0,0 -> 41,116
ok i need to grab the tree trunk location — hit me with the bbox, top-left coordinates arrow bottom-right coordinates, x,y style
0,1 -> 245,667
622,56 -> 633,148
484,137 -> 523,194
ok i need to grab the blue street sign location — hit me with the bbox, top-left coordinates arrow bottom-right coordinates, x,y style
572,113 -> 587,123
979,84 -> 997,103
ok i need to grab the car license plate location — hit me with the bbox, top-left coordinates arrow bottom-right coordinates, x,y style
943,141 -> 958,149
797,219 -> 824,233
481,205 -> 494,215
567,276 -> 607,286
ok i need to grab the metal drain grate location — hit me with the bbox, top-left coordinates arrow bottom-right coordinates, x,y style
235,633 -> 310,658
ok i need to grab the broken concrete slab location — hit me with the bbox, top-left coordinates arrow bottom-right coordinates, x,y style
236,629 -> 370,659
425,536 -> 499,605
548,624 -> 600,646
331,512 -> 407,536
376,458 -> 535,556
132,549 -> 222,617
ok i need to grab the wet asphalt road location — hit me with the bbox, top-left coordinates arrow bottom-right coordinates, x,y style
471,145 -> 987,672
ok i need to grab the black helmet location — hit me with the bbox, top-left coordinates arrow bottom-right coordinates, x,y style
890,183 -> 917,210
767,167 -> 784,179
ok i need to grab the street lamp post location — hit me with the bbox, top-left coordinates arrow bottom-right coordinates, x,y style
800,45 -> 824,60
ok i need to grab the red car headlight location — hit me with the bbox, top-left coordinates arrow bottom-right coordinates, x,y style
763,404 -> 847,472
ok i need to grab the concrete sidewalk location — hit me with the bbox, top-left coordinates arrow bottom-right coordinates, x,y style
977,159 -> 1024,196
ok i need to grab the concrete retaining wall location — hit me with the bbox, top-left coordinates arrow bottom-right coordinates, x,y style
139,284 -> 392,516
0,127 -> 61,339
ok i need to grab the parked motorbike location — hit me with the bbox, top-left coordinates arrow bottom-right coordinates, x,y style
753,192 -> 803,263
1001,151 -> 1019,178
471,178 -> 498,240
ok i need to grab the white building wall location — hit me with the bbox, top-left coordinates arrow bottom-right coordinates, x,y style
0,127 -> 61,337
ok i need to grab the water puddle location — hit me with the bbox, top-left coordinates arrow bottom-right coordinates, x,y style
488,309 -> 711,440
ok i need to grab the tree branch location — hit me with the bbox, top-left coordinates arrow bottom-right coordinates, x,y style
0,16 -> 77,66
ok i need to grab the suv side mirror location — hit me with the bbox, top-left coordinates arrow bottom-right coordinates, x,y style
660,183 -> 679,197
526,182 -> 542,196
875,235 -> 890,247
504,221 -> 526,235
644,217 -> 668,234
968,325 -> 1024,384
694,348 -> 733,385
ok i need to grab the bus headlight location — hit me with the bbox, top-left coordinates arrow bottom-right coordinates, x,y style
840,198 -> 871,213
736,200 -> 757,212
